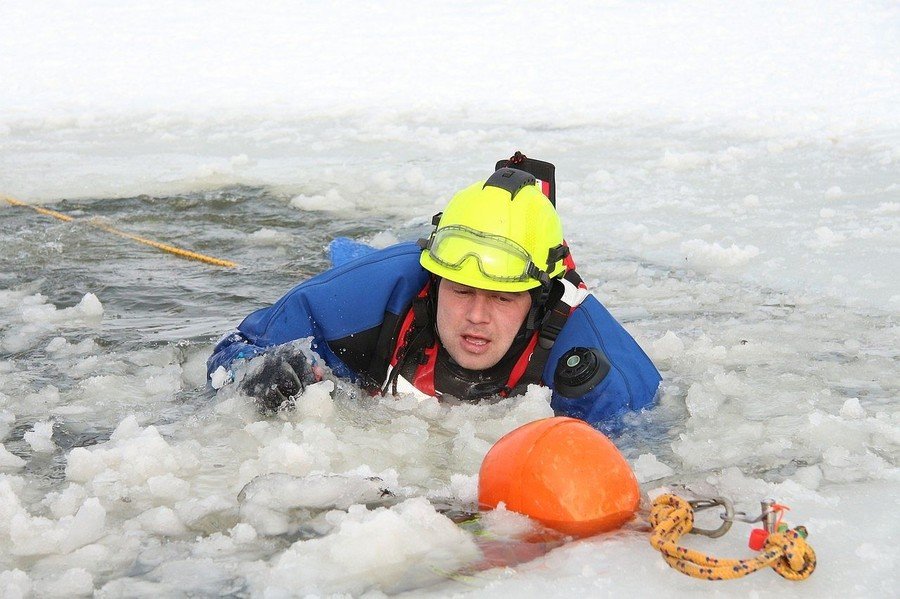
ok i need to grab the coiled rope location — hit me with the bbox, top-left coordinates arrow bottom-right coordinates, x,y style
4,195 -> 237,268
649,494 -> 816,580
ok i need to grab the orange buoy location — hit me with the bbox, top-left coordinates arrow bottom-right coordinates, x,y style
478,416 -> 640,537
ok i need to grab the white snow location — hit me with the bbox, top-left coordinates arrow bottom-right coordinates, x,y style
255,498 -> 481,595
0,0 -> 898,597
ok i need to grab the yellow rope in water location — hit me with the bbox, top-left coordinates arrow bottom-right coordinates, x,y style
4,195 -> 75,222
4,195 -> 237,268
649,494 -> 816,581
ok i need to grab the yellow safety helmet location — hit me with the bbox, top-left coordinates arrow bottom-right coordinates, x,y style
419,168 -> 568,292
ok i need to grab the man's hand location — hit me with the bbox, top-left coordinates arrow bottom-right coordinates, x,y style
240,345 -> 319,412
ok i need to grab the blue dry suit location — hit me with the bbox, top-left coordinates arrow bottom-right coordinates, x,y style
208,242 -> 661,428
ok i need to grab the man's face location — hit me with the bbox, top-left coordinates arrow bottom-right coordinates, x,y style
436,278 -> 532,370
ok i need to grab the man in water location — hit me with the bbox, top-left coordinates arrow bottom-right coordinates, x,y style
208,167 -> 661,428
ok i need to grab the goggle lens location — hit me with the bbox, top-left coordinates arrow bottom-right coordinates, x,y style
426,226 -> 535,282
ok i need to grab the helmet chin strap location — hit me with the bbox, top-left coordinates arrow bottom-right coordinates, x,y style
524,242 -> 570,329
526,280 -> 554,331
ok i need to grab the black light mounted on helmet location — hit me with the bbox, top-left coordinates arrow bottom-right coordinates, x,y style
496,151 -> 557,206
483,167 -> 536,199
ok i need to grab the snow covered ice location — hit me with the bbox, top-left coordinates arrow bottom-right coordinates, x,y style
0,1 -> 898,597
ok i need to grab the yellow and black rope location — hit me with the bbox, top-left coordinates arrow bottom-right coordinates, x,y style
649,494 -> 816,581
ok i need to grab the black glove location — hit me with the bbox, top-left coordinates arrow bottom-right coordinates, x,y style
240,345 -> 317,412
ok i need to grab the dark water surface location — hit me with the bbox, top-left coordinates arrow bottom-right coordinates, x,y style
1,188 -> 399,478
4,187 -> 395,341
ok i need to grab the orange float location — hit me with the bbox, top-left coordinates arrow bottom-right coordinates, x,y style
478,416 -> 640,537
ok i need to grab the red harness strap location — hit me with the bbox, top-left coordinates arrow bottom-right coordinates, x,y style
388,282 -> 431,368
411,343 -> 439,396
500,331 -> 540,396
562,240 -> 576,272
389,309 -> 416,367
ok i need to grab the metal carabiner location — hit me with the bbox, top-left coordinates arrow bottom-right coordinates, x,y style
688,496 -> 735,538
729,499 -> 779,532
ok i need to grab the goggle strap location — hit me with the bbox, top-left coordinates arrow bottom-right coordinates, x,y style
527,263 -> 552,288
418,212 -> 444,250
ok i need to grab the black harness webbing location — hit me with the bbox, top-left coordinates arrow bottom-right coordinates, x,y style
380,285 -> 435,396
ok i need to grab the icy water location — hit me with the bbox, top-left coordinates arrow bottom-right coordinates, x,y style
2,0 -> 899,594
1,187 -> 392,453
2,174 -> 897,596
